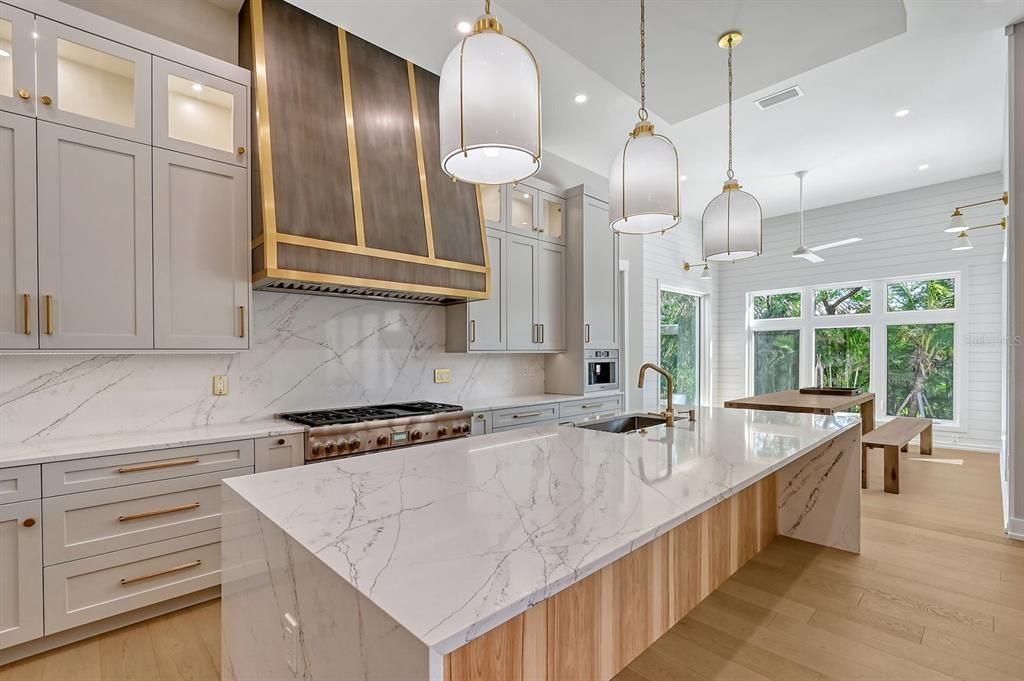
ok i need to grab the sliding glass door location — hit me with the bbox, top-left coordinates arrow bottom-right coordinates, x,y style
659,288 -> 703,407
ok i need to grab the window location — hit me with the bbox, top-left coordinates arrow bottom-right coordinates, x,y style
753,330 -> 800,394
886,323 -> 955,419
753,292 -> 801,320
660,289 -> 701,405
748,273 -> 961,425
887,277 -> 955,312
814,286 -> 871,316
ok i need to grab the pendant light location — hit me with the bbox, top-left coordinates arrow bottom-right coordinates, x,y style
609,0 -> 680,235
438,0 -> 541,185
702,31 -> 762,261
951,231 -> 974,251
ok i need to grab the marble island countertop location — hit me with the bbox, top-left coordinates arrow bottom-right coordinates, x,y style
224,406 -> 860,655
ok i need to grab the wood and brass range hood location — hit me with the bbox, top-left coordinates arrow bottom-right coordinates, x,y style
240,0 -> 489,304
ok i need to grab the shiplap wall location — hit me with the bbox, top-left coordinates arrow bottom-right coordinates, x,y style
713,172 -> 1005,451
642,217 -> 715,411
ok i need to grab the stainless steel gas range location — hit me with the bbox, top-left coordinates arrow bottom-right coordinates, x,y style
278,402 -> 473,463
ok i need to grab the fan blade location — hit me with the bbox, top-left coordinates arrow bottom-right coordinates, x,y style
808,237 -> 862,252
797,251 -> 825,263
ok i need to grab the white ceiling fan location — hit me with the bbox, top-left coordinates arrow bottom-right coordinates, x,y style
792,170 -> 862,263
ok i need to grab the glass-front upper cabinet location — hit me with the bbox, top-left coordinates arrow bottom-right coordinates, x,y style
0,4 -> 35,117
153,57 -> 247,166
537,191 -> 566,245
34,18 -> 151,143
507,184 -> 538,237
480,184 -> 506,230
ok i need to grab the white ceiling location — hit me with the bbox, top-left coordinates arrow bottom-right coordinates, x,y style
287,0 -> 1024,219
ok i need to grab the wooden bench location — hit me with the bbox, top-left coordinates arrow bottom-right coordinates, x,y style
861,416 -> 932,494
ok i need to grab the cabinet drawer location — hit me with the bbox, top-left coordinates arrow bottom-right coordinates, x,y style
42,439 -> 255,496
559,396 -> 623,421
43,467 -> 251,565
44,529 -> 221,634
0,465 -> 41,505
254,434 -> 305,473
491,418 -> 560,434
492,403 -> 559,429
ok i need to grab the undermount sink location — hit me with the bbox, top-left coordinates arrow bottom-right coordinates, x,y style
578,414 -> 667,434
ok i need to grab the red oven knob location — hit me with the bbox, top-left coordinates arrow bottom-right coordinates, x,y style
411,430 -> 422,441
347,439 -> 361,451
377,434 -> 389,446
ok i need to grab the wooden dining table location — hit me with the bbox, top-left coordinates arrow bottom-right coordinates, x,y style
724,389 -> 877,434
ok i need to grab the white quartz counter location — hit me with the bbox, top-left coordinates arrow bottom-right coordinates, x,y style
0,419 -> 305,468
224,406 -> 859,655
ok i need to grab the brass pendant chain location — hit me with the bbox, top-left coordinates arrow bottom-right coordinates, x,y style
727,36 -> 734,180
638,0 -> 648,121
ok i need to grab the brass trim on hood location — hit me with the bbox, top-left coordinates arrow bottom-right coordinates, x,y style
338,28 -> 366,247
407,61 -> 436,259
250,0 -> 277,269
274,232 -> 486,273
255,267 -> 487,300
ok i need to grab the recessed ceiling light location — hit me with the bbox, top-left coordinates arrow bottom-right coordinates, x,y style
456,21 -> 472,34
191,82 -> 203,93
918,164 -> 929,170
679,175 -> 687,181
573,93 -> 587,104
894,109 -> 911,117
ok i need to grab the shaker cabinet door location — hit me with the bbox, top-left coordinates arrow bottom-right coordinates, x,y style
506,234 -> 538,351
37,122 -> 153,349
583,196 -> 617,349
0,110 -> 37,349
153,149 -> 249,350
0,3 -> 36,117
537,242 -> 566,351
0,499 -> 43,651
468,229 -> 506,351
34,18 -> 152,143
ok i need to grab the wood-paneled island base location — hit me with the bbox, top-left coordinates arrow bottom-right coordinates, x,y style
221,409 -> 860,681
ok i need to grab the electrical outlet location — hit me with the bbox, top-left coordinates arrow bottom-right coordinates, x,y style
434,368 -> 452,384
212,375 -> 229,396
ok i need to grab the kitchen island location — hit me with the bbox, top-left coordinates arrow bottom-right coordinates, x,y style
220,407 -> 861,681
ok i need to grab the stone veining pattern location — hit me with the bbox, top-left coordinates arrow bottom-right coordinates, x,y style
0,292 -> 544,443
224,408 -> 860,654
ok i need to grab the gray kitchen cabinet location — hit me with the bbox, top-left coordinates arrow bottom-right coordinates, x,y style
0,110 -> 37,349
583,195 -> 618,349
507,233 -> 539,351
0,499 -> 43,650
470,411 -> 491,436
34,18 -> 152,144
507,184 -> 540,238
537,241 -> 566,351
255,434 -> 305,472
37,122 -> 153,349
153,149 -> 249,350
0,3 -> 35,117
537,191 -> 566,246
445,228 -> 506,352
480,184 -> 506,230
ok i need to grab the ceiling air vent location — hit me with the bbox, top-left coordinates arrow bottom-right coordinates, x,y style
755,86 -> 803,110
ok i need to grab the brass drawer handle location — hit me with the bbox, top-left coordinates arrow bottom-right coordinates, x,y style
118,501 -> 200,522
585,323 -> 591,343
239,306 -> 246,338
18,89 -> 31,100
580,403 -> 606,409
44,295 -> 53,335
237,146 -> 246,155
277,438 -> 286,446
120,559 -> 202,586
23,294 -> 31,335
117,457 -> 200,474
40,95 -> 52,106
512,412 -> 543,419
23,517 -> 36,528
470,319 -> 476,343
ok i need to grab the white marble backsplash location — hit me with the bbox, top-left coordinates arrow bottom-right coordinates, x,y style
0,292 -> 545,444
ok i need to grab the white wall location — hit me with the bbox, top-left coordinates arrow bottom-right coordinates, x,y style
714,172 -> 1005,452
1007,21 -> 1023,539
62,0 -> 239,64
0,292 -> 544,443
641,217 -> 715,411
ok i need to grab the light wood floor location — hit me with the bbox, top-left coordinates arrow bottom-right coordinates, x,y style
1,448 -> 1021,681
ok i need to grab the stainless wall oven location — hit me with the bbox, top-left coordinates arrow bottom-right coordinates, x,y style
585,349 -> 619,393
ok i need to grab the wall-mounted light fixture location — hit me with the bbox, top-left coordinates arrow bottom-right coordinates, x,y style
950,218 -> 1006,251
683,261 -> 712,280
944,192 -> 1008,233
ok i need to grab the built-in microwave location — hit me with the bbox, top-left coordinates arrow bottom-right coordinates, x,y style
585,349 -> 619,393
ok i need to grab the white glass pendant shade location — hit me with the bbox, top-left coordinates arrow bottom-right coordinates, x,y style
439,26 -> 541,185
951,231 -> 973,251
609,125 -> 680,235
702,180 -> 762,262
945,211 -> 968,233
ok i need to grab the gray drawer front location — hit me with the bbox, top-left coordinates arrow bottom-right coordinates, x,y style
491,403 -> 559,429
491,418 -> 560,434
559,396 -> 623,420
0,465 -> 41,505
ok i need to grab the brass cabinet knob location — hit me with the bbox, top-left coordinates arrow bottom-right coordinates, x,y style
23,518 -> 36,528
18,89 -> 30,100
237,146 -> 246,155
40,95 -> 53,105
277,438 -> 285,445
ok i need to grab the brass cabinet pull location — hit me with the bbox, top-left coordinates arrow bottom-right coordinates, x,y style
512,412 -> 543,419
118,501 -> 200,522
239,306 -> 246,338
585,323 -> 591,343
470,319 -> 476,343
120,559 -> 202,586
22,294 -> 31,335
277,438 -> 286,445
22,518 -> 36,528
237,146 -> 246,155
540,323 -> 545,344
580,403 -> 606,410
40,95 -> 52,105
475,413 -> 486,420
18,89 -> 30,100
44,295 -> 53,335
117,457 -> 200,474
